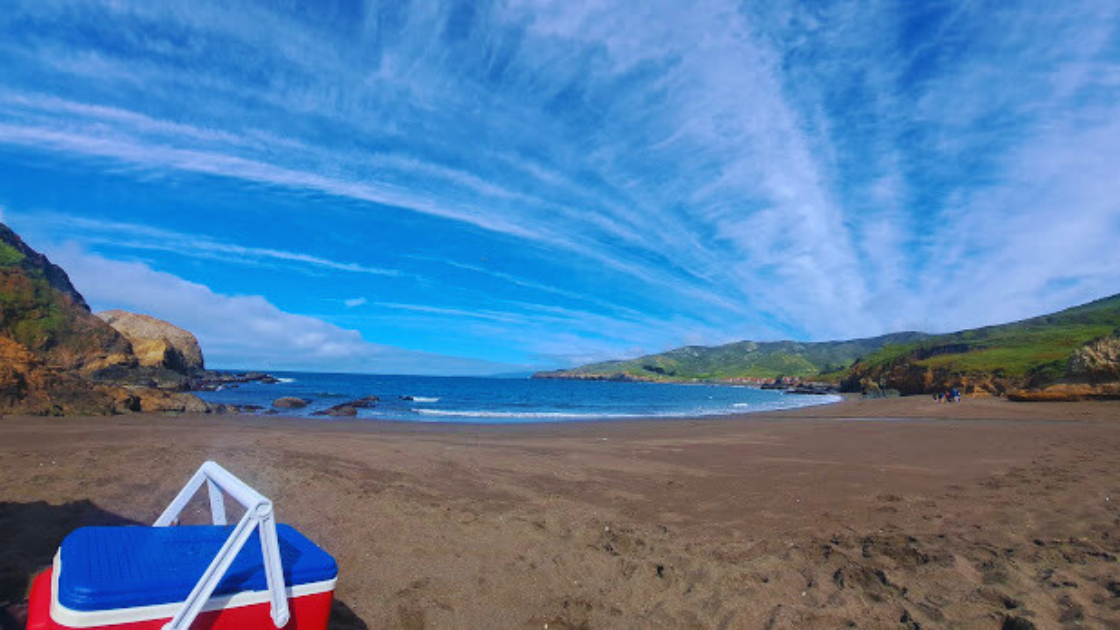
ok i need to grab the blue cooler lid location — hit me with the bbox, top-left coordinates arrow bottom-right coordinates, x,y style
57,524 -> 337,611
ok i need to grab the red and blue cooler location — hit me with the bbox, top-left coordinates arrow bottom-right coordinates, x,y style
26,461 -> 338,630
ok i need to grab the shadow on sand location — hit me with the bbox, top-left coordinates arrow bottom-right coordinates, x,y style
0,500 -> 368,630
0,499 -> 141,629
329,600 -> 370,629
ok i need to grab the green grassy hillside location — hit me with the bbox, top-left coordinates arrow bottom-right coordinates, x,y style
541,293 -> 1120,393
539,332 -> 928,382
845,294 -> 1120,391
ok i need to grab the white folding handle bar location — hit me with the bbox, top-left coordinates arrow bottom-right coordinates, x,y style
154,461 -> 290,630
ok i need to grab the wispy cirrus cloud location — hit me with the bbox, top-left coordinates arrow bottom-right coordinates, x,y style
28,214 -> 405,277
47,244 -> 516,375
1,0 -> 1119,371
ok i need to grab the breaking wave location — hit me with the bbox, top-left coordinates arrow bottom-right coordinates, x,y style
414,409 -> 639,419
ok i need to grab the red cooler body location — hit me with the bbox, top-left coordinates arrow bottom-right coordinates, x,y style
26,524 -> 337,630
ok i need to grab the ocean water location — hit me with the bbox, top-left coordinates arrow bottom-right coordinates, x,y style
196,372 -> 841,423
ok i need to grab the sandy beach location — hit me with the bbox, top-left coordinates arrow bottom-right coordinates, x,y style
4,396 -> 1120,628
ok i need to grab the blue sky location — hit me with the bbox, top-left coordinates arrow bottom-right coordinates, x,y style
2,1 -> 1120,374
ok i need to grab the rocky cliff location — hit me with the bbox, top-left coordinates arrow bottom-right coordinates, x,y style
97,310 -> 204,373
1005,335 -> 1120,401
0,223 -> 212,415
0,335 -> 138,415
1067,335 -> 1120,383
0,224 -> 135,374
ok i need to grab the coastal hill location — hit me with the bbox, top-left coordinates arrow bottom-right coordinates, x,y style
538,294 -> 1120,399
844,293 -> 1120,398
0,223 -> 209,414
535,332 -> 928,382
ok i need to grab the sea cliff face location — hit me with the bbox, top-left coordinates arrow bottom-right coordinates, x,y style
0,222 -> 213,415
0,224 -> 134,375
841,360 -> 1024,397
97,309 -> 205,373
1068,335 -> 1120,383
1004,335 -> 1120,401
0,335 -> 139,415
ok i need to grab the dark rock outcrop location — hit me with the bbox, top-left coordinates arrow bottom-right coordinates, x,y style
272,396 -> 309,409
189,371 -> 279,391
231,404 -> 264,413
89,364 -> 191,391
311,396 -> 378,417
786,384 -> 839,395
346,395 -> 379,408
313,404 -> 358,417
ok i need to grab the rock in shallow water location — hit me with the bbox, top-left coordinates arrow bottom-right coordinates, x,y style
313,404 -> 358,417
347,395 -> 379,408
272,396 -> 309,409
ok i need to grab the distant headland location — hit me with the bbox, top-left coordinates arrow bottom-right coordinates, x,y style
535,296 -> 1120,402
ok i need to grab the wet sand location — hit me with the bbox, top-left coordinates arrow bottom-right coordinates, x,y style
3,396 -> 1120,628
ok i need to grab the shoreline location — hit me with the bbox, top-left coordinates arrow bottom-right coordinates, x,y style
212,391 -> 1113,431
384,392 -> 847,424
196,376 -> 847,425
5,396 -> 1120,627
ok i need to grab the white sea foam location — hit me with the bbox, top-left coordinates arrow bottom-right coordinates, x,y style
412,394 -> 841,421
411,396 -> 440,403
276,377 -> 297,383
791,394 -> 845,405
414,409 -> 639,419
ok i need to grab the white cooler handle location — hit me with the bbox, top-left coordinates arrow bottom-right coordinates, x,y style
154,461 -> 290,629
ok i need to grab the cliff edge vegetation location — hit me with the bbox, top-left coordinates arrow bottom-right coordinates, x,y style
843,294 -> 1120,398
0,224 -> 134,374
